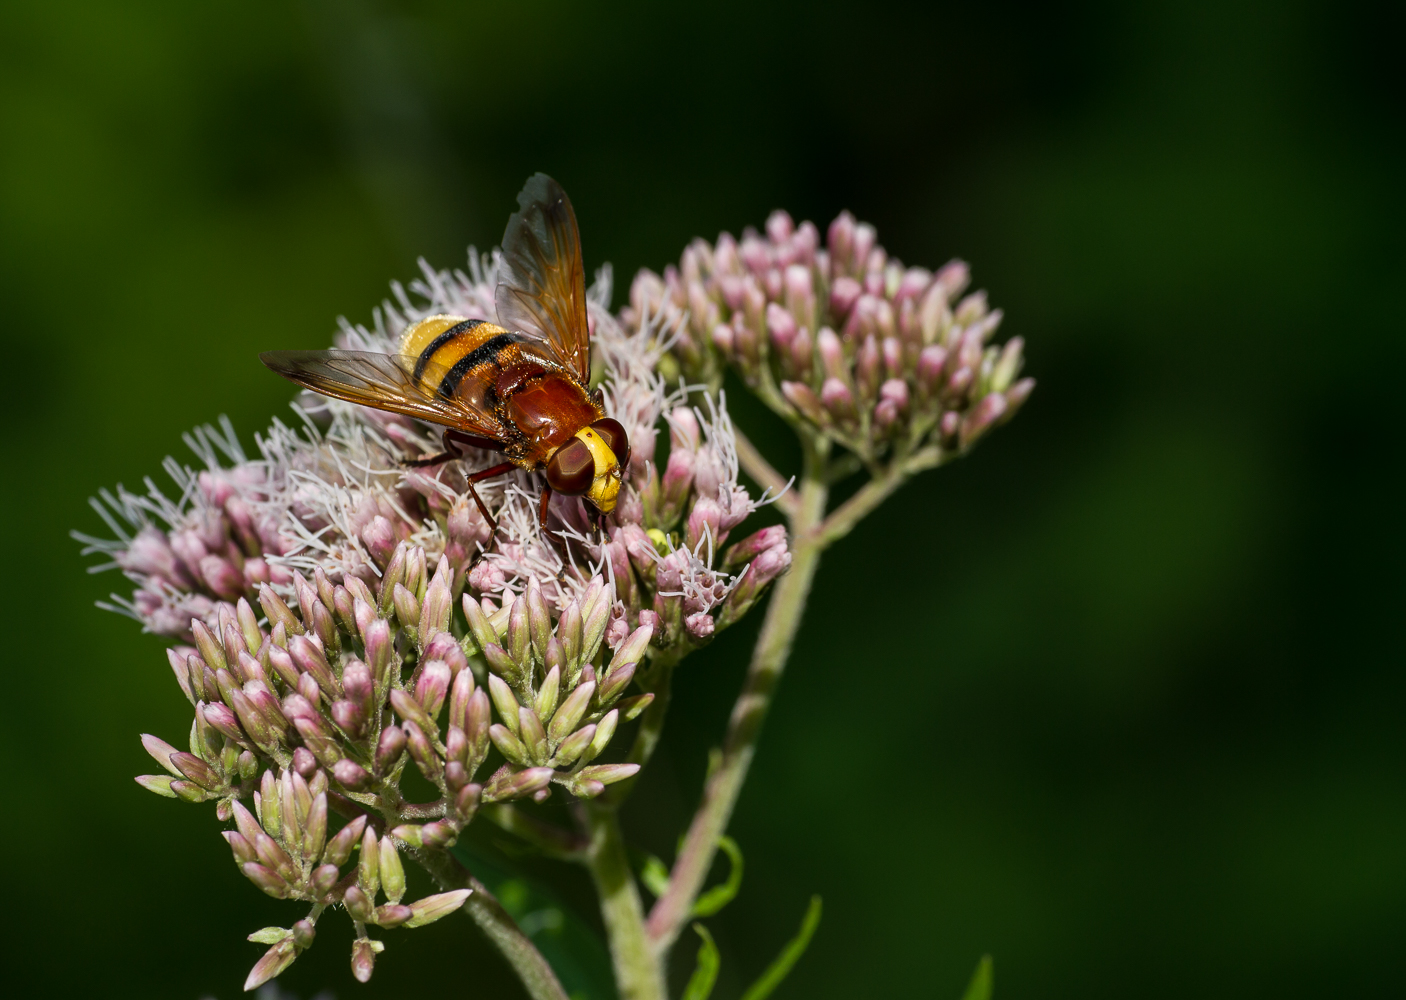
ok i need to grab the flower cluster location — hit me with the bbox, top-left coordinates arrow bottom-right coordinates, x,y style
134,544 -> 656,985
86,245 -> 792,991
76,254 -> 788,653
623,210 -> 1033,466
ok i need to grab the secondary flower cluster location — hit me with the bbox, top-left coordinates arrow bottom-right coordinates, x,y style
135,545 -> 657,986
623,210 -> 1034,465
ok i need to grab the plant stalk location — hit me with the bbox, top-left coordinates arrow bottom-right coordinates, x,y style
584,802 -> 668,1000
645,438 -> 831,951
413,847 -> 570,1000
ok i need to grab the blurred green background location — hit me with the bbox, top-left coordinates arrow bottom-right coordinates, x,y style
2,1 -> 1401,997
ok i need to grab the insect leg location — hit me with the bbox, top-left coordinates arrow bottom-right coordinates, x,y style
403,429 -> 464,468
537,486 -> 554,536
446,430 -> 507,453
464,461 -> 517,531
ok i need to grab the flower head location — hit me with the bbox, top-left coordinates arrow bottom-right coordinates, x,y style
623,209 -> 1034,466
85,241 -> 791,991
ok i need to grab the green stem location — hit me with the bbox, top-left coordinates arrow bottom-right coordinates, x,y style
644,437 -> 831,951
733,428 -> 800,520
812,445 -> 941,550
413,847 -> 570,1000
480,803 -> 588,860
583,802 -> 667,1000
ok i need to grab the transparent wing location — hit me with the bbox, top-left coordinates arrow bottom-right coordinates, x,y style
260,349 -> 508,438
495,173 -> 590,383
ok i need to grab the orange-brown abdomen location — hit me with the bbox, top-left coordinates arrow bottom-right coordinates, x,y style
400,314 -> 601,467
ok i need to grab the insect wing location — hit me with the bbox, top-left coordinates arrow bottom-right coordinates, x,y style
495,173 -> 591,383
260,350 -> 508,438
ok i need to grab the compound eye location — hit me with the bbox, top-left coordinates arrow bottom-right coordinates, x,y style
592,417 -> 631,468
545,438 -> 594,495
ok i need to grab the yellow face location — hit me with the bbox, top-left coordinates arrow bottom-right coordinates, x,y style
573,426 -> 623,512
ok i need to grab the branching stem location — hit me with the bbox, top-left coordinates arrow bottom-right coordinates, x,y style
734,428 -> 800,520
413,848 -> 570,1000
645,435 -> 831,951
813,445 -> 943,549
480,803 -> 588,860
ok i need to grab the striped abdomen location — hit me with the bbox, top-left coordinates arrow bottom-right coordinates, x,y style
400,313 -> 601,465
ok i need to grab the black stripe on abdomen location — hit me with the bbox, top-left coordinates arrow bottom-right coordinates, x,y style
413,318 -> 484,381
438,333 -> 519,399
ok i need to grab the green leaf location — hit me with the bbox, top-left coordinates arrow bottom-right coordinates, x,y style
960,954 -> 994,1000
739,895 -> 822,1000
640,853 -> 671,898
692,835 -> 744,917
681,923 -> 720,1000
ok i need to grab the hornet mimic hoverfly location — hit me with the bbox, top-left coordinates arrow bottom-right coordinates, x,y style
261,174 -> 629,537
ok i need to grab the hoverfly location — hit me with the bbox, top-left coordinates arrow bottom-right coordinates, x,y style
261,174 -> 629,536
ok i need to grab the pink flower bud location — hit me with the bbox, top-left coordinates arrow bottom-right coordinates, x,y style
856,336 -> 881,403
896,267 -> 933,303
790,326 -> 813,376
342,659 -> 373,712
484,766 -> 554,803
660,445 -> 695,517
934,258 -> 971,298
882,337 -> 903,378
169,528 -> 208,575
945,366 -> 974,402
467,558 -> 506,595
717,273 -> 746,310
763,267 -> 783,301
714,231 -> 740,273
827,211 -> 857,272
361,516 -> 396,568
781,381 -> 825,424
852,222 -> 877,270
766,301 -> 798,353
119,527 -> 193,588
880,378 -> 909,411
200,555 -> 244,601
686,496 -> 724,551
793,220 -> 819,263
784,264 -> 814,325
820,377 -> 855,421
242,557 -> 270,588
604,614 -> 630,651
955,290 -> 989,325
684,612 -> 715,640
917,345 -> 948,396
723,525 -> 788,572
816,327 -> 845,380
960,392 -> 1009,448
766,209 -> 794,244
415,660 -> 451,720
374,726 -> 406,775
333,758 -> 370,790
1005,377 -> 1036,414
739,232 -> 770,273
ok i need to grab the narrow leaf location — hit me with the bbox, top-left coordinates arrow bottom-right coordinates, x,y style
692,835 -> 744,917
681,923 -> 720,1000
739,895 -> 822,1000
960,954 -> 994,1000
640,854 -> 670,899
